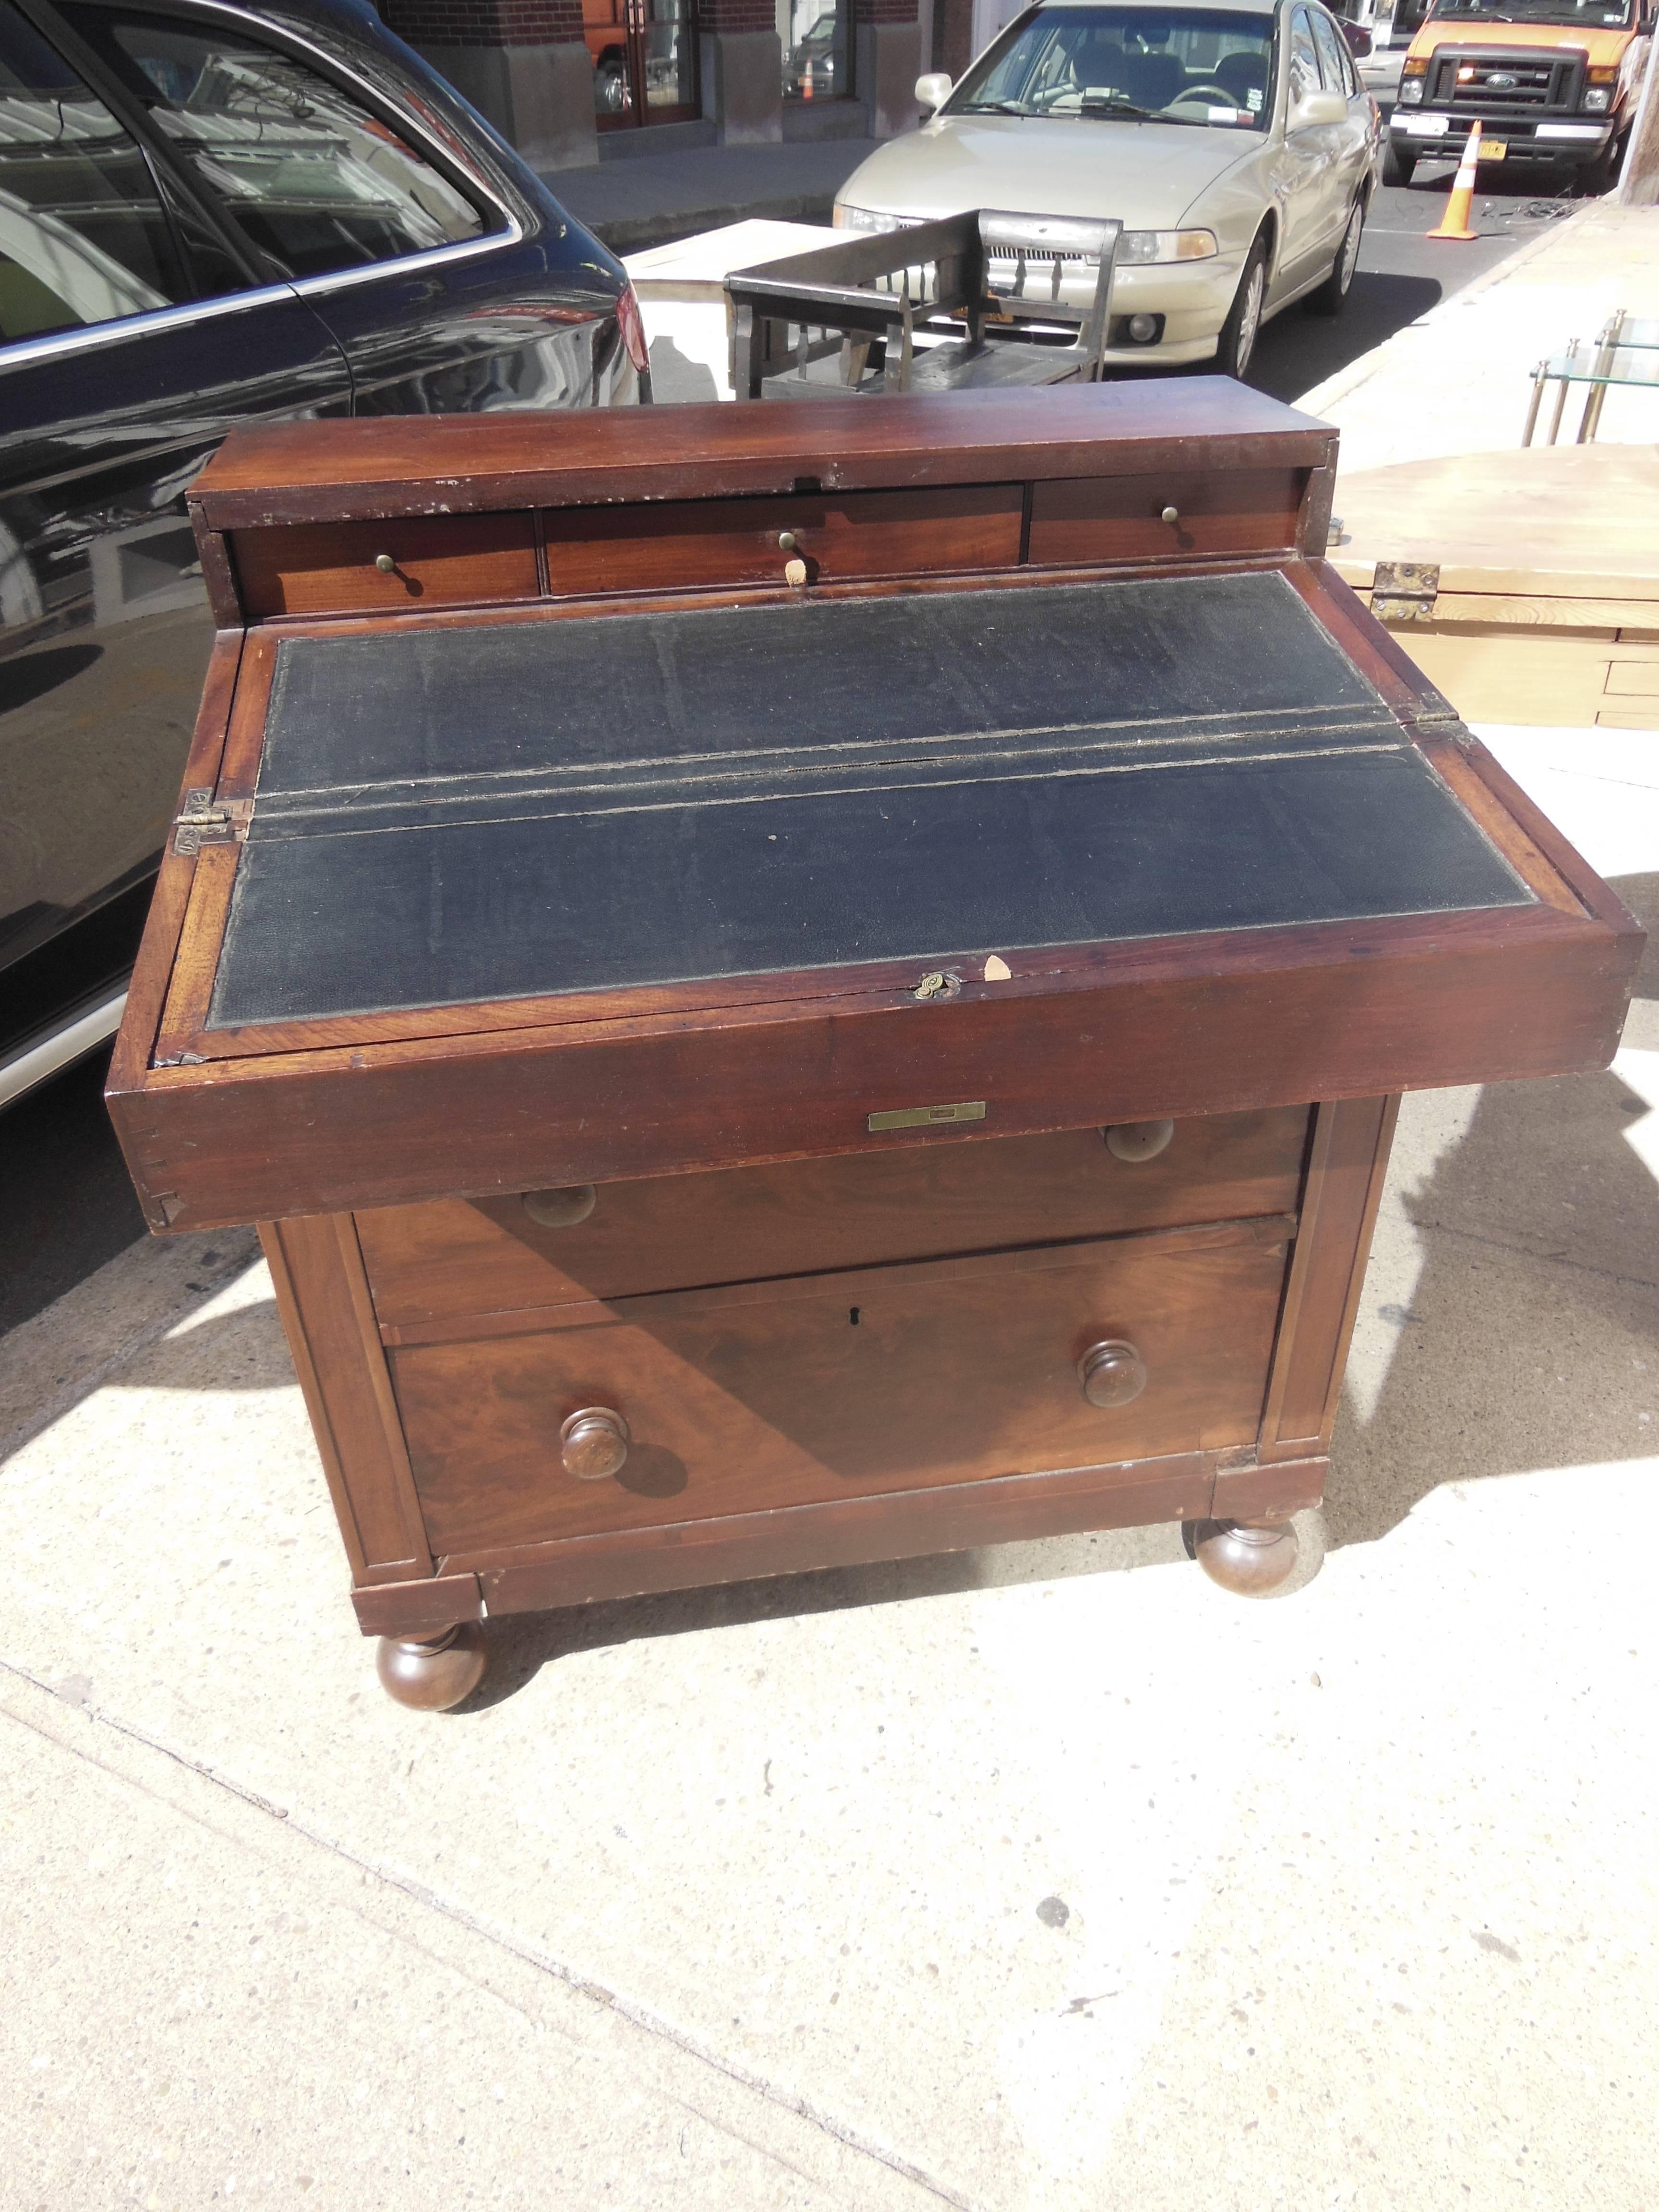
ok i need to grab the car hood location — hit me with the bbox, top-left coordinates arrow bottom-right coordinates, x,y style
1408,18 -> 1635,60
836,114 -> 1261,230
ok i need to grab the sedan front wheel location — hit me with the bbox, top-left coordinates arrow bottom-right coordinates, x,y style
1214,237 -> 1267,380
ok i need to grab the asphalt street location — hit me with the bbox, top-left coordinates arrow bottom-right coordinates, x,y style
1249,156 -> 1582,402
0,152 -> 1593,1331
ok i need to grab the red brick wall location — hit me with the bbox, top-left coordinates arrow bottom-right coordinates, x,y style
380,0 -> 586,46
699,0 -> 774,27
854,0 -> 918,20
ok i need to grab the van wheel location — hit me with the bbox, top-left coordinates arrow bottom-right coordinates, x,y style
1579,132 -> 1625,195
1381,141 -> 1416,187
1215,236 -> 1268,381
1305,198 -> 1364,317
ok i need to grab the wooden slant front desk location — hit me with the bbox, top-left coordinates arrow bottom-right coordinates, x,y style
109,384 -> 1643,1709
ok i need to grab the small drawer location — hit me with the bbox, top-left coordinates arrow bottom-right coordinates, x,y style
392,1215 -> 1292,1556
233,513 -> 539,619
540,485 -> 1024,597
357,1106 -> 1310,1329
1027,469 -> 1305,567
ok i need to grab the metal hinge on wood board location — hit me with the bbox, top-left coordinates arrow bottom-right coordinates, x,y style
1370,561 -> 1440,624
172,788 -> 252,855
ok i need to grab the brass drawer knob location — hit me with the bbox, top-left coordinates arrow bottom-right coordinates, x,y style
374,552 -> 397,574
1078,1339 -> 1147,1408
1104,1119 -> 1174,1163
560,1406 -> 630,1481
778,530 -> 799,552
1161,505 -> 1179,526
522,1183 -> 597,1227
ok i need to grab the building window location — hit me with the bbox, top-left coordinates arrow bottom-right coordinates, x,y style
587,0 -> 701,127
780,0 -> 852,99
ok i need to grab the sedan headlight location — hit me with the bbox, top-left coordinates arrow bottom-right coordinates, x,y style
1118,230 -> 1218,264
832,204 -> 904,232
1398,76 -> 1424,104
1582,86 -> 1611,111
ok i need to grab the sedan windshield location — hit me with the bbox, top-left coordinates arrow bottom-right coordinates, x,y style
1427,0 -> 1632,21
951,6 -> 1276,129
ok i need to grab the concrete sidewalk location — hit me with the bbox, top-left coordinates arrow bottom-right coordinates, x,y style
6,187 -> 1659,2212
2,725 -> 1655,2211
1301,196 -> 1659,470
544,137 -> 879,252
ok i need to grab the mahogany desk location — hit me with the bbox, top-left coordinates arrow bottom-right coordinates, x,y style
108,384 -> 1642,1709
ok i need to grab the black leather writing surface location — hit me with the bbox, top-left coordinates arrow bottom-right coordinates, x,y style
209,572 -> 1532,1029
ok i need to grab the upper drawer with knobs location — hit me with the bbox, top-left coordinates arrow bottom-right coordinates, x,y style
231,512 -> 541,619
1027,468 -> 1308,567
358,1106 -> 1310,1338
540,485 -> 1025,597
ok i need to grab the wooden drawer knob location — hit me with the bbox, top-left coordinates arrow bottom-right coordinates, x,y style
1104,1119 -> 1174,1163
1078,1339 -> 1147,1408
560,1406 -> 630,1481
522,1184 -> 597,1227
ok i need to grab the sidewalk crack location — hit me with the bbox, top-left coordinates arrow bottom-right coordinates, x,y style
0,1660 -> 984,2212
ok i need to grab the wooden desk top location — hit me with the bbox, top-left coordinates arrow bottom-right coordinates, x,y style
109,389 -> 1642,1233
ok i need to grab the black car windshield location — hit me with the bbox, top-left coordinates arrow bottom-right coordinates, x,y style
1427,0 -> 1632,22
950,5 -> 1275,128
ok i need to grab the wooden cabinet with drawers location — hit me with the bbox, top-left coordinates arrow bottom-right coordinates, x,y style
109,385 -> 1643,1709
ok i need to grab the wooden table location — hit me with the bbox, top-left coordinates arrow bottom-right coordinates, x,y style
108,384 -> 1642,1709
1330,445 -> 1659,730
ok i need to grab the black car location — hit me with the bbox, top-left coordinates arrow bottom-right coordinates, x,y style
0,0 -> 646,1109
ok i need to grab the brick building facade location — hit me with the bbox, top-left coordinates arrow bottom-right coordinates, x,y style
381,0 -> 921,170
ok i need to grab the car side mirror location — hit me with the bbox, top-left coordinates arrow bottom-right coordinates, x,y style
1290,87 -> 1348,128
1342,23 -> 1373,57
916,71 -> 953,113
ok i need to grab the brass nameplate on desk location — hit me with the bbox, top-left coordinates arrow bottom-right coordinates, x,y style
868,1101 -> 988,1133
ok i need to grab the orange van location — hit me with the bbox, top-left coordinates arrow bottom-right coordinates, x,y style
1385,0 -> 1653,188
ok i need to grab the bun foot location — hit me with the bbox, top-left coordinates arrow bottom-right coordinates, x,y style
375,1621 -> 488,1710
1187,1517 -> 1300,1598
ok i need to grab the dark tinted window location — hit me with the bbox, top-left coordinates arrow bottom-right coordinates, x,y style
59,8 -> 494,281
0,0 -> 184,343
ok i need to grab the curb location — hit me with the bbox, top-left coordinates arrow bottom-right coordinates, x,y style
1297,198 -> 1599,419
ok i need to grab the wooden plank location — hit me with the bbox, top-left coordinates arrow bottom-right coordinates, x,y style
189,383 -> 1337,526
351,1571 -> 485,1637
1211,1454 -> 1326,1521
469,1450 -> 1222,1615
1258,1095 -> 1398,1461
260,1215 -> 432,1579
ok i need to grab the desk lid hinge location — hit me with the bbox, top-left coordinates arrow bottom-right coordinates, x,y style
173,788 -> 252,855
1370,560 -> 1440,624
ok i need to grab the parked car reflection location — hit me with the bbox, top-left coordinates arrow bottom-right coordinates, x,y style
0,0 -> 648,1110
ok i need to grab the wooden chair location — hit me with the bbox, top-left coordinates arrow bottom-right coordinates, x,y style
726,210 -> 1123,400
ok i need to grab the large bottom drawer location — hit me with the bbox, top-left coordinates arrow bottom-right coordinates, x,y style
392,1215 -> 1292,1559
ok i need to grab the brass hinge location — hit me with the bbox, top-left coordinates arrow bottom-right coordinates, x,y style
1370,560 -> 1440,624
173,788 -> 252,855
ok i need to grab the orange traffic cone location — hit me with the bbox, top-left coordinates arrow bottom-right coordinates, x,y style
1428,120 -> 1482,242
